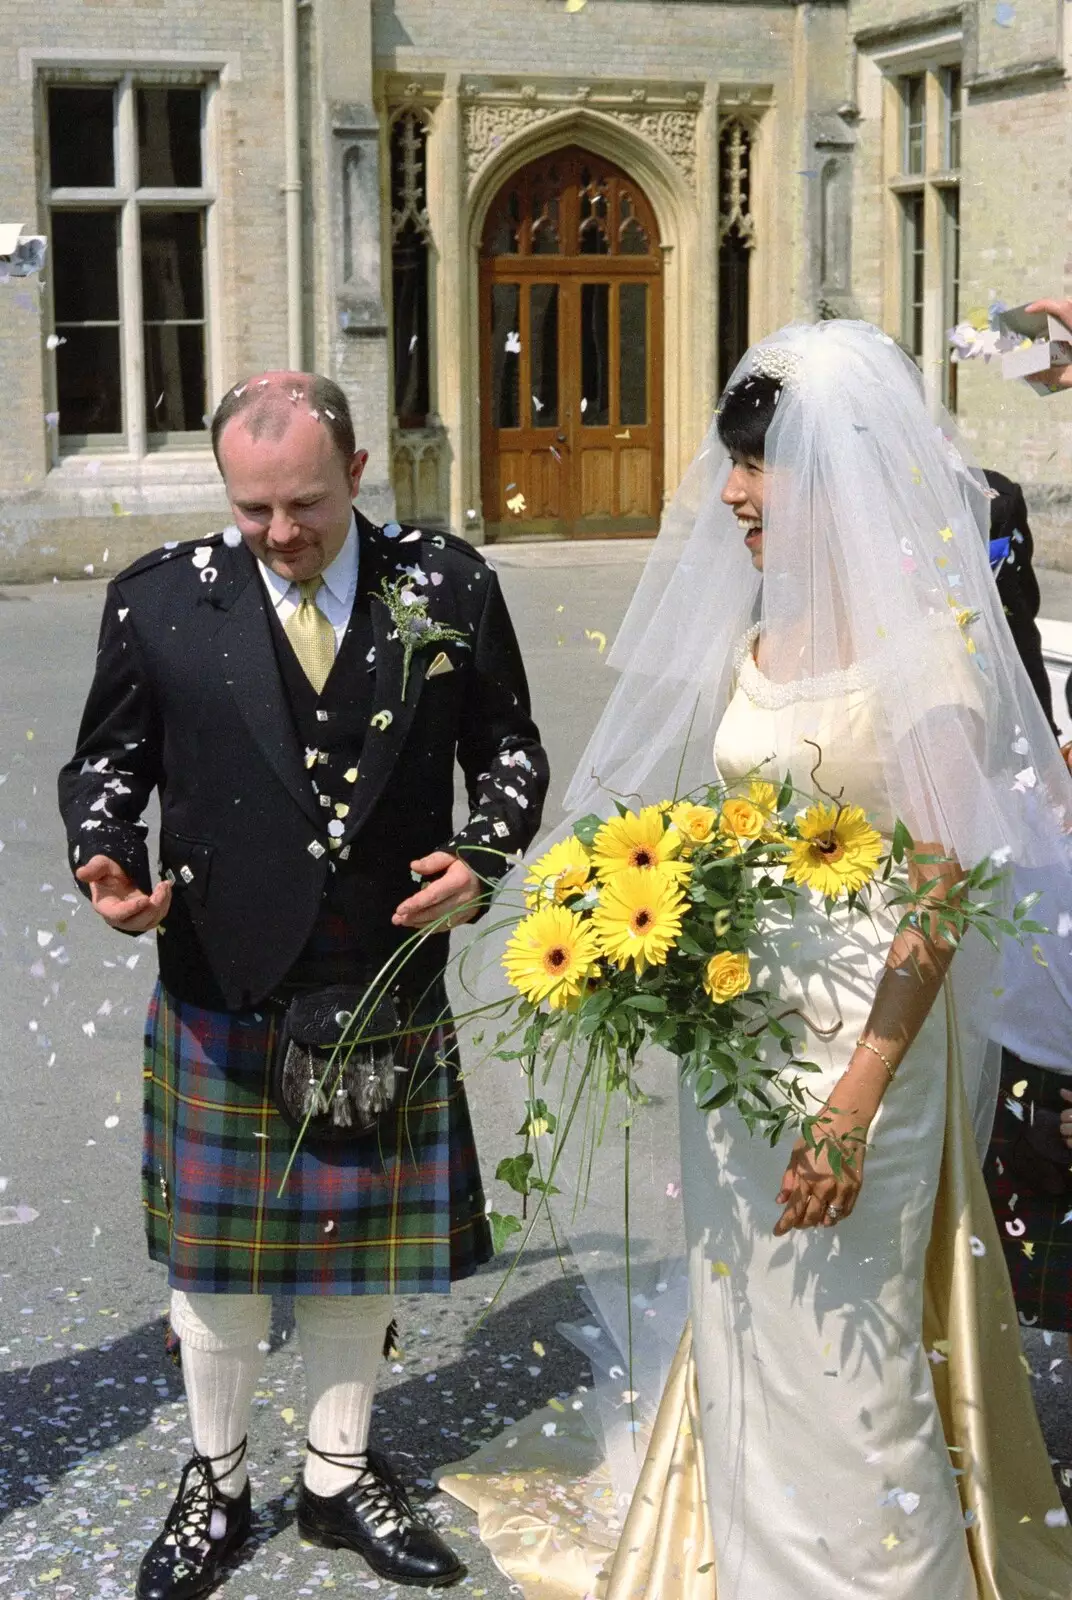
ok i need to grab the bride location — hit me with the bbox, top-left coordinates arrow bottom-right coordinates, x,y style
440,321 -> 1072,1598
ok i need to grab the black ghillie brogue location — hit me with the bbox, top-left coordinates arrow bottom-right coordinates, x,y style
297,1442 -> 465,1588
136,1439 -> 251,1600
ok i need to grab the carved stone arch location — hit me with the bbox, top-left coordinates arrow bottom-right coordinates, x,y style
461,107 -> 703,533
466,107 -> 690,267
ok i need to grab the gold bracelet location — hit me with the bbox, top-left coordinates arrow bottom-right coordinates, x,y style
855,1036 -> 897,1081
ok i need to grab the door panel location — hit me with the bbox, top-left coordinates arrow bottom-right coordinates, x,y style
619,448 -> 651,517
480,146 -> 663,539
580,448 -> 614,518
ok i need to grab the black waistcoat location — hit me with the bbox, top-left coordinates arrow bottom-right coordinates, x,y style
265,595 -> 376,985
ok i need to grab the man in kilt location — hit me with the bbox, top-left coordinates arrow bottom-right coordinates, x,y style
58,372 -> 548,1597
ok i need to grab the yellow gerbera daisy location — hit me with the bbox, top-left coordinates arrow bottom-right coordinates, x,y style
746,780 -> 780,817
503,904 -> 601,1010
524,836 -> 593,907
591,807 -> 687,879
748,780 -> 788,840
591,866 -> 686,974
669,801 -> 718,849
785,803 -> 883,897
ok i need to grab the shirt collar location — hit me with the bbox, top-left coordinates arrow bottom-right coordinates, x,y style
320,512 -> 359,606
257,511 -> 359,608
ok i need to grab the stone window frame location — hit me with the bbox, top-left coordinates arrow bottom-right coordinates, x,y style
870,29 -> 963,411
388,107 -> 435,430
34,58 -> 226,470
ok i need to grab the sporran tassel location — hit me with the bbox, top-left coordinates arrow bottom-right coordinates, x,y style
302,1071 -> 331,1118
332,1085 -> 353,1128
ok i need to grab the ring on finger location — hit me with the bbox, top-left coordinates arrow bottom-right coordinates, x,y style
825,1203 -> 842,1220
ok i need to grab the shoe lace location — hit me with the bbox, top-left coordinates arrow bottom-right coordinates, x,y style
306,1442 -> 427,1538
161,1438 -> 247,1556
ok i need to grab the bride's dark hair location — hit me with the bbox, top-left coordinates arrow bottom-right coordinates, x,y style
715,372 -> 784,460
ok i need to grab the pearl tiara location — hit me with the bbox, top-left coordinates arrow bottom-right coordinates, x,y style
750,346 -> 804,386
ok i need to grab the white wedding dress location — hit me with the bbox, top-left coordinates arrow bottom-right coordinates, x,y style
692,637 -> 979,1597
438,631 -> 1072,1599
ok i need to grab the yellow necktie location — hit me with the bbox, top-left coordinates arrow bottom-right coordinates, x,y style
284,576 -> 336,694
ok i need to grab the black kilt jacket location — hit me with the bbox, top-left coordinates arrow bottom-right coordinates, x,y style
58,512 -> 549,1012
984,467 -> 1058,738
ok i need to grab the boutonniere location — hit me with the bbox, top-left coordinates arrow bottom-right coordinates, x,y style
379,575 -> 468,697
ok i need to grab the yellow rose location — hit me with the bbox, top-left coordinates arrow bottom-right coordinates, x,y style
669,801 -> 718,847
718,798 -> 766,847
704,950 -> 752,1005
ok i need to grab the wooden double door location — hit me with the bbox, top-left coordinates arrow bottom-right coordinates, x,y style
480,148 -> 664,540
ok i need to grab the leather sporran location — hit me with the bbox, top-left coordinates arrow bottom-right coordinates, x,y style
271,984 -> 405,1146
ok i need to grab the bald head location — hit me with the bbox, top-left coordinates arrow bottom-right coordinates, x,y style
211,371 -> 357,468
213,370 -> 368,586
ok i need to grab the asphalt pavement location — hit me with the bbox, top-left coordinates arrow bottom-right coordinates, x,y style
1,542 -> 1071,1600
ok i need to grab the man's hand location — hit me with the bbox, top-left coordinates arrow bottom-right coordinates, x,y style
1025,299 -> 1072,391
76,854 -> 172,933
1060,1087 -> 1072,1150
392,851 -> 483,932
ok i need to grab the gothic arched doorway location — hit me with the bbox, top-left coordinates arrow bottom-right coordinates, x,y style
479,146 -> 664,540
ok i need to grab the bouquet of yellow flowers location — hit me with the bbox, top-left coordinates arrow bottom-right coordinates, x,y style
485,776 -> 1037,1253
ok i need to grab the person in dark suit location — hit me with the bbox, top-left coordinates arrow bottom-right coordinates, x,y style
984,467 -> 1059,737
58,372 -> 549,1598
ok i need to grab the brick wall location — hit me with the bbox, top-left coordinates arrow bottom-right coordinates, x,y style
373,0 -> 800,79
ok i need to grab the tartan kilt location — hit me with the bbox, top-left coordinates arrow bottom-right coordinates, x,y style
983,1049 -> 1072,1333
141,979 -> 492,1296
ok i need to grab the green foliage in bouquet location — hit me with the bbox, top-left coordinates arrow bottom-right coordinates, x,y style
487,774 -> 1042,1254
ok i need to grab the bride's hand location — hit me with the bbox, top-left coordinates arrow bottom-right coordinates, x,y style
773,1107 -> 868,1235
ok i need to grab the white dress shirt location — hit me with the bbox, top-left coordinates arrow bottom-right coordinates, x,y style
256,512 -> 359,650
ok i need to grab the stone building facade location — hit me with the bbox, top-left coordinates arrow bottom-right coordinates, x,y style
0,0 -> 1069,580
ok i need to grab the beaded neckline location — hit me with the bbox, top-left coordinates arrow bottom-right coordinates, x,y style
733,625 -> 872,709
734,612 -> 964,710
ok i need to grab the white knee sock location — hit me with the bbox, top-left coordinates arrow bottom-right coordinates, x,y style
295,1295 -> 394,1498
170,1289 -> 272,1498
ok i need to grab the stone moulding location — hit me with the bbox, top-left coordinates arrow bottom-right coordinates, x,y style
966,56 -> 1066,98
461,85 -> 705,190
852,5 -> 963,50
